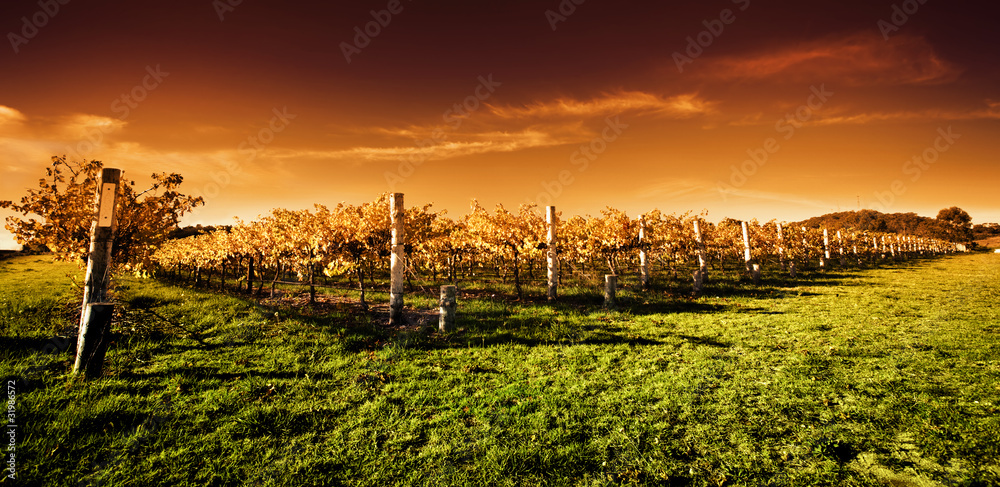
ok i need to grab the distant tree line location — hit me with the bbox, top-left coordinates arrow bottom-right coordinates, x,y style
972,223 -> 1000,240
796,207 -> 976,243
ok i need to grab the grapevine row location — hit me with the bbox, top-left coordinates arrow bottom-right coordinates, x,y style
151,194 -> 960,301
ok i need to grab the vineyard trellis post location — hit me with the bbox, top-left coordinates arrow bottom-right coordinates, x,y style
604,274 -> 617,308
439,285 -> 456,332
638,214 -> 649,289
820,228 -> 830,269
741,220 -> 752,271
389,193 -> 405,325
73,167 -> 120,379
776,222 -> 787,272
741,221 -> 760,285
547,206 -> 558,301
693,219 -> 708,286
837,230 -> 846,267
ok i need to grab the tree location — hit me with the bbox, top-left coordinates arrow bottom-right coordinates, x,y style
936,206 -> 973,242
1,157 -> 203,271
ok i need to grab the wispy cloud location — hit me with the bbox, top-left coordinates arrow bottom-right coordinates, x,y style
273,129 -> 576,163
812,100 -> 1000,125
488,91 -> 716,119
331,91 -> 716,163
694,32 -> 959,86
0,106 -> 27,126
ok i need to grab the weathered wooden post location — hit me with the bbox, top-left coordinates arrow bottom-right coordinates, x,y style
820,228 -> 830,269
741,221 -> 753,273
741,221 -> 760,284
693,220 -> 708,284
692,267 -> 704,294
638,214 -> 649,289
836,230 -> 846,267
389,193 -> 405,325
74,168 -> 120,378
439,285 -> 456,332
546,206 -> 558,301
604,274 -> 617,308
776,222 -> 787,272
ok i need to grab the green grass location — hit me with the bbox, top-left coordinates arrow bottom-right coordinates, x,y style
2,253 -> 999,486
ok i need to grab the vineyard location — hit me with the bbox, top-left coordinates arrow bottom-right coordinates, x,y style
152,193 -> 960,307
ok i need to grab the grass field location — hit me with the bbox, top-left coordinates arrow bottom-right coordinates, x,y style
2,252 -> 999,486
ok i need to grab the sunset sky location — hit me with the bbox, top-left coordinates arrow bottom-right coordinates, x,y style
2,0 -> 998,249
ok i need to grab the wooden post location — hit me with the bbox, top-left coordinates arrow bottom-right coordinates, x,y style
546,206 -> 558,301
741,221 -> 760,284
692,268 -> 704,294
820,228 -> 830,269
638,214 -> 649,289
439,285 -> 456,332
693,220 -> 708,282
604,274 -> 617,308
836,230 -> 845,267
776,222 -> 787,272
741,221 -> 753,273
74,168 -> 120,378
75,303 -> 114,378
389,193 -> 405,325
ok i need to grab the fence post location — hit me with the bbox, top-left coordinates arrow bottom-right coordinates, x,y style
547,206 -> 558,301
439,285 -> 457,332
741,221 -> 760,284
693,220 -> 708,282
638,214 -> 649,289
837,230 -> 846,267
74,167 -> 120,378
604,274 -> 617,308
776,222 -> 787,272
820,228 -> 830,269
389,193 -> 405,325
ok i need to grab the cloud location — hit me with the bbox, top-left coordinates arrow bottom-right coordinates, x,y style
694,32 -> 960,86
332,91 -> 716,163
816,100 -> 1000,125
0,106 -> 27,126
272,129 -> 576,163
56,114 -> 128,141
488,91 -> 716,119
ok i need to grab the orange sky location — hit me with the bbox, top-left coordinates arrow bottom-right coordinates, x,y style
2,0 -> 998,249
